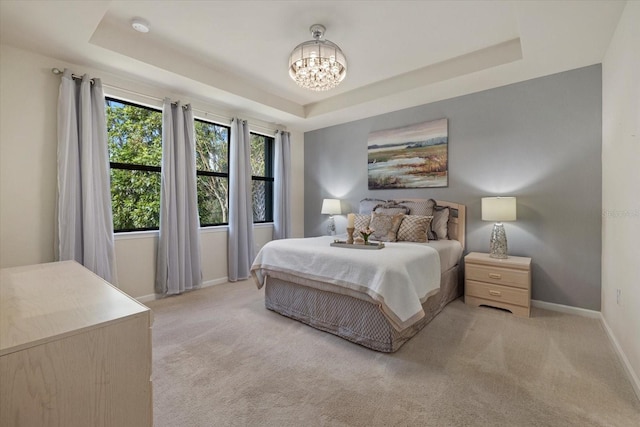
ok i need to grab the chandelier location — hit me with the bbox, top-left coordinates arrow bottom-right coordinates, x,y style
288,24 -> 347,91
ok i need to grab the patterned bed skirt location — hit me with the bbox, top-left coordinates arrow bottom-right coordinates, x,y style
264,265 -> 461,352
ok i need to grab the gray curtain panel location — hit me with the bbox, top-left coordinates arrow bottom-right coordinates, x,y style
273,130 -> 291,240
228,118 -> 255,281
56,69 -> 116,283
155,99 -> 202,295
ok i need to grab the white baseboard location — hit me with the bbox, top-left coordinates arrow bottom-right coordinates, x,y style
530,299 -> 601,318
136,276 -> 229,303
600,316 -> 640,402
531,300 -> 640,401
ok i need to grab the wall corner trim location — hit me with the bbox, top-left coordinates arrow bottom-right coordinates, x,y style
530,300 -> 601,318
531,300 -> 640,402
600,315 -> 640,402
135,276 -> 230,303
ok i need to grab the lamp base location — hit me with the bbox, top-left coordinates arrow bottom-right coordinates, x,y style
327,216 -> 336,236
489,223 -> 508,259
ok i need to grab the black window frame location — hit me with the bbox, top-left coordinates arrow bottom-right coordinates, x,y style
106,96 -> 163,233
250,132 -> 275,224
106,96 -> 276,232
194,117 -> 231,227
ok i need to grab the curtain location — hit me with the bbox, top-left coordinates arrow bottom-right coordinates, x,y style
273,130 -> 291,240
57,69 -> 116,283
228,118 -> 255,281
155,99 -> 202,295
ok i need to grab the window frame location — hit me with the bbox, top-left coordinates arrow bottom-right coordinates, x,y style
249,132 -> 275,224
106,97 -> 163,233
106,97 -> 276,233
194,117 -> 231,227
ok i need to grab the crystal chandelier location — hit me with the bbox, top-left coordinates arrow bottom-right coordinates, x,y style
288,24 -> 347,91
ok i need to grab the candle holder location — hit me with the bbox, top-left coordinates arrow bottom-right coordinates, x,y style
346,227 -> 355,244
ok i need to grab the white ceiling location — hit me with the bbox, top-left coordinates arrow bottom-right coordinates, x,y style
0,0 -> 626,132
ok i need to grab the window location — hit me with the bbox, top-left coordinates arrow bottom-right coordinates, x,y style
106,97 -> 274,232
106,98 -> 162,232
195,119 -> 230,226
250,133 -> 274,223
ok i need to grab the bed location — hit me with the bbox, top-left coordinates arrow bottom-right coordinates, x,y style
251,199 -> 466,352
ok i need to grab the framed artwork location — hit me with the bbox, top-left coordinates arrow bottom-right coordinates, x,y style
367,118 -> 448,189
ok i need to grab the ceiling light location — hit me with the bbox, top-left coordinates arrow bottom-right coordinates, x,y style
131,19 -> 150,33
288,24 -> 347,92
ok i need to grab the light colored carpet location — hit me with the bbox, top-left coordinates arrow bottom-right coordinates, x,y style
147,280 -> 640,426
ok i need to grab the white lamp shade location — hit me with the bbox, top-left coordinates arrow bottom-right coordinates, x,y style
321,198 -> 342,215
482,197 -> 516,222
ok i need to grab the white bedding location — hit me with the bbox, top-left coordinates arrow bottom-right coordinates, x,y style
251,236 -> 442,331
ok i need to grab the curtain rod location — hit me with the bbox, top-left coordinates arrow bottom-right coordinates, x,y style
51,67 -> 283,134
51,67 -> 94,84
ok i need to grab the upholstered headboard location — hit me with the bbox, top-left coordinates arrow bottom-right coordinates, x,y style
360,198 -> 466,250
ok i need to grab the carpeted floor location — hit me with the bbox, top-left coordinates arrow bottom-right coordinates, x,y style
147,280 -> 640,426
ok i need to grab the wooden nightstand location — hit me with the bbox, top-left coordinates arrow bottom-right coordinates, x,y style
464,252 -> 532,317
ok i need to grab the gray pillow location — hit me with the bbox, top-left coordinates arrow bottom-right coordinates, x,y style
430,206 -> 449,240
359,198 -> 386,214
373,202 -> 410,216
394,199 -> 436,216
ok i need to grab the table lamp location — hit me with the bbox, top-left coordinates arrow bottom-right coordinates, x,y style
321,198 -> 342,235
481,197 -> 516,259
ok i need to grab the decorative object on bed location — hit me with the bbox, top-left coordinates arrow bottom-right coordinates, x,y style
369,213 -> 404,242
321,198 -> 342,235
359,226 -> 375,244
431,205 -> 450,240
330,241 -> 385,250
396,215 -> 433,243
367,118 -> 448,189
251,199 -> 466,352
481,197 -> 517,259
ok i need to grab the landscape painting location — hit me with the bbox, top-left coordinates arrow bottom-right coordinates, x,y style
368,118 -> 448,189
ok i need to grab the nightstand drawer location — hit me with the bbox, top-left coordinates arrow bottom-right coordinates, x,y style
466,264 -> 529,289
466,280 -> 529,307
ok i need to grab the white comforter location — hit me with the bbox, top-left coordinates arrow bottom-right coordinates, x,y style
251,236 -> 441,331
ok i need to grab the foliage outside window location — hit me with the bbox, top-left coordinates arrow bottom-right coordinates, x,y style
195,119 -> 230,226
250,133 -> 274,223
107,98 -> 162,232
106,97 -> 274,232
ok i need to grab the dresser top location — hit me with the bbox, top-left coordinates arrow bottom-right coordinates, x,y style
0,261 -> 149,356
465,252 -> 532,270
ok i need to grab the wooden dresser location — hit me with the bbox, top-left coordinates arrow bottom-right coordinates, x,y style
0,261 -> 153,427
464,252 -> 532,317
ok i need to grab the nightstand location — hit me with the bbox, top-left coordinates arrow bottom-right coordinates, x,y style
464,252 -> 532,317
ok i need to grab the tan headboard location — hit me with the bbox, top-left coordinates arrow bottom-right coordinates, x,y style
387,199 -> 466,250
434,200 -> 466,250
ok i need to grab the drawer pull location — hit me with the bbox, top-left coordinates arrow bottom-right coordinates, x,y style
489,290 -> 502,297
488,273 -> 502,279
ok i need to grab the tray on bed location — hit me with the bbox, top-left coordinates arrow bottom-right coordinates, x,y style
330,241 -> 385,250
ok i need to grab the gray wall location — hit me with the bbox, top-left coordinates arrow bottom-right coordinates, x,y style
304,65 -> 602,310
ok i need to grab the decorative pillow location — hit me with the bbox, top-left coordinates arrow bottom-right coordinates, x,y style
373,202 -> 410,216
394,199 -> 436,216
430,206 -> 450,240
359,198 -> 386,214
369,212 -> 405,242
353,214 -> 371,231
397,215 -> 433,243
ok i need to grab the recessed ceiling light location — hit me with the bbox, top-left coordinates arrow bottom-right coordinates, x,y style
131,19 -> 150,33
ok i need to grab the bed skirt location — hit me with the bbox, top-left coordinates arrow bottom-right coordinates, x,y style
264,265 -> 461,352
